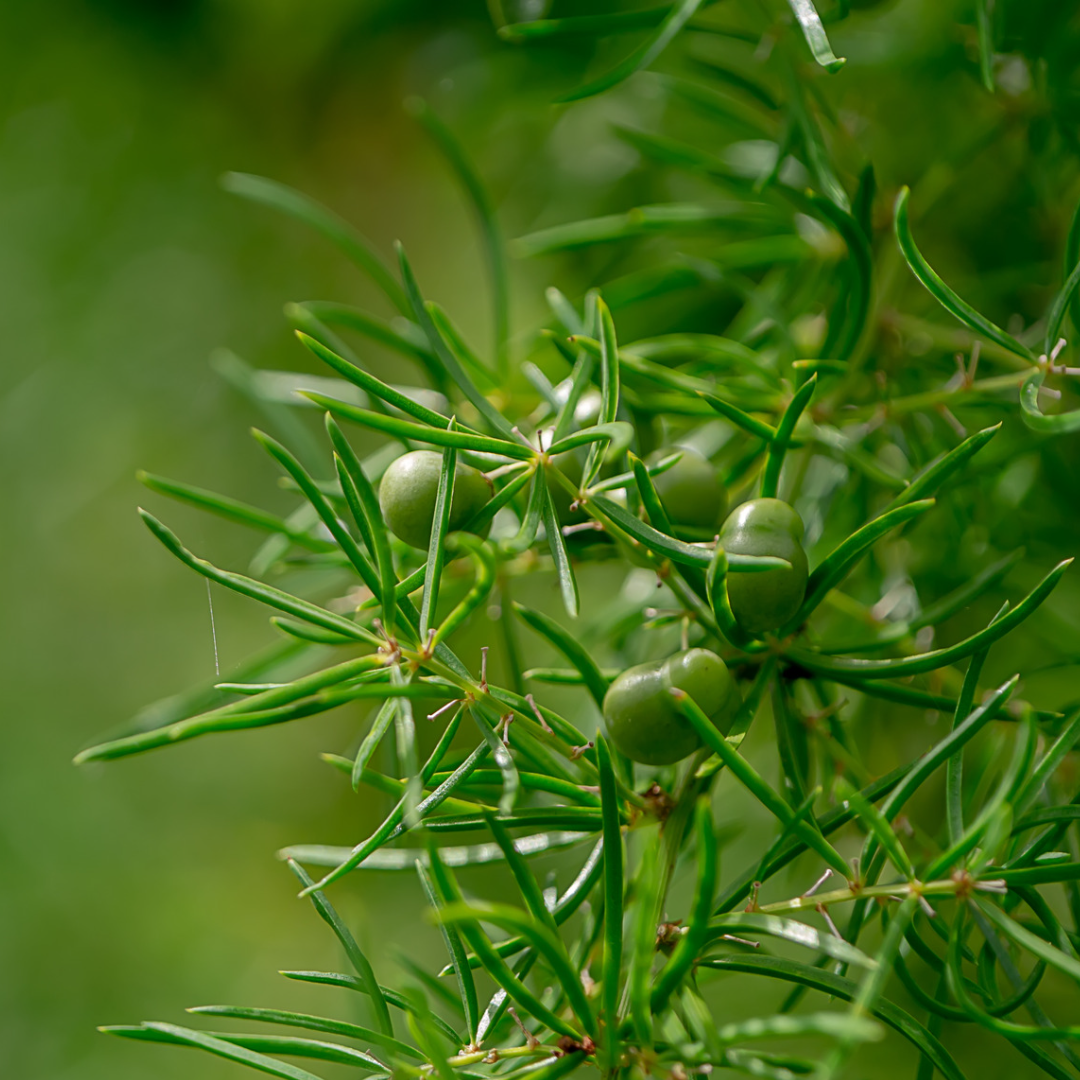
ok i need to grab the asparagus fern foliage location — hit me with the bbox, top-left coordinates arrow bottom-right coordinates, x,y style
81,3 -> 1080,1079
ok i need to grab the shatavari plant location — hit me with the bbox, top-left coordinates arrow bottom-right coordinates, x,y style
76,2 -> 1080,1079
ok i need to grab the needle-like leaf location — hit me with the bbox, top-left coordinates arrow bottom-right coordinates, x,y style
671,691 -> 850,877
555,0 -> 706,103
786,0 -> 845,72
104,1021 -> 334,1079
651,797 -> 717,1010
761,375 -> 815,499
702,956 -> 965,1080
894,187 -> 1034,361
407,98 -> 510,377
286,860 -> 393,1036
597,735 -> 623,1061
789,561 -> 1070,679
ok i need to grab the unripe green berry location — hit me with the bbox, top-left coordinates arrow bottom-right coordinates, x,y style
647,446 -> 729,532
602,648 -> 741,766
378,450 -> 493,550
720,498 -> 808,634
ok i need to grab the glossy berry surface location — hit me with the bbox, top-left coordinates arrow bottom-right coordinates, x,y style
602,648 -> 741,766
648,446 -> 729,532
378,450 -> 492,550
720,498 -> 808,634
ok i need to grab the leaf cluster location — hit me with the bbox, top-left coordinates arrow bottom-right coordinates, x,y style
81,4 -> 1080,1080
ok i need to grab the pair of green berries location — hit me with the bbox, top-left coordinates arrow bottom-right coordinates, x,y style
604,495 -> 809,766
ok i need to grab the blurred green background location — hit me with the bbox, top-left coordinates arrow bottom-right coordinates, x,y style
3,1 -> 1080,1077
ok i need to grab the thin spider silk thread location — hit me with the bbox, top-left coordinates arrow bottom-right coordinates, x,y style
206,578 -> 220,677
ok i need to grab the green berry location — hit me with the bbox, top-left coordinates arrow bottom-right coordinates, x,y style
602,648 -> 741,766
378,450 -> 493,550
720,498 -> 808,634
647,447 -> 729,532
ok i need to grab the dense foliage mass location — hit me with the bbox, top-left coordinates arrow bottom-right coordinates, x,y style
78,2 -> 1080,1078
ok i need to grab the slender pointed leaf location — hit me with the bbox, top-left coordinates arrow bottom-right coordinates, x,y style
513,602 -> 607,709
761,376 -> 815,499
652,797 -> 717,1010
596,735 -> 623,1061
286,860 -> 393,1036
671,691 -> 850,876
702,956 -> 965,1080
416,860 -> 478,1044
894,187 -> 1034,360
407,99 -> 509,375
540,481 -> 579,618
106,1024 -> 388,1071
137,471 -> 333,552
306,392 -> 530,458
397,244 -> 519,439
788,561 -> 1070,679
187,1006 -> 419,1060
975,898 -> 1080,986
784,499 -> 935,631
787,0 -> 845,72
109,1021 -> 330,1080
419,439 -> 458,640
297,333 -> 455,429
883,424 -> 1001,513
425,843 -> 582,1039
556,0 -> 706,103
222,172 -> 406,313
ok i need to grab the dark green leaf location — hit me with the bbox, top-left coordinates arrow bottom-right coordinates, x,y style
397,245 -> 519,439
305,392 -> 531,458
415,861 -> 477,1044
105,1021 -> 333,1080
540,481 -> 579,619
671,690 -> 850,876
137,471 -> 333,552
187,1005 -> 420,1060
893,187 -> 1034,361
1020,369 -> 1080,435
556,0 -> 706,103
596,736 -> 623,1056
286,860 -> 393,1036
514,602 -> 608,709
883,424 -> 1001,513
651,797 -> 717,1010
788,561 -> 1071,679
701,956 -> 965,1080
784,499 -> 935,630
761,376 -> 816,500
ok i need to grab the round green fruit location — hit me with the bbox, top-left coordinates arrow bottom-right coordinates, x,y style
647,446 -> 729,532
378,450 -> 493,550
719,498 -> 808,634
602,648 -> 741,766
